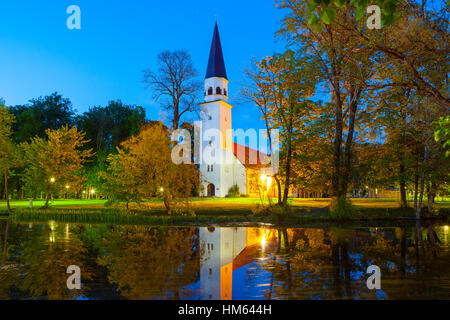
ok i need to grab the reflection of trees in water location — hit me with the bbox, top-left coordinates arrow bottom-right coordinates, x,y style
263,224 -> 450,300
0,221 -> 92,299
97,226 -> 202,300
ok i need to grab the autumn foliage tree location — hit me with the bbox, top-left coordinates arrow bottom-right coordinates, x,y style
0,101 -> 18,213
21,126 -> 93,208
100,122 -> 198,213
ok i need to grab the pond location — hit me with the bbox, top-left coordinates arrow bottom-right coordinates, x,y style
0,219 -> 449,300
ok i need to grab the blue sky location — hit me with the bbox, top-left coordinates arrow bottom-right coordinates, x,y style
0,0 -> 286,131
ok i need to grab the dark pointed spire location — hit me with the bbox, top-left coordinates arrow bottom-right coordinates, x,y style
205,22 -> 228,80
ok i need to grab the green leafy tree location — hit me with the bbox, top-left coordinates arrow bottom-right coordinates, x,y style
0,100 -> 19,212
21,126 -> 93,208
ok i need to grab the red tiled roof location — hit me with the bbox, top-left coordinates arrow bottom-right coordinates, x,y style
232,142 -> 268,167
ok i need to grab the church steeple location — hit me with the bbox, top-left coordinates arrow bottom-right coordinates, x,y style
204,23 -> 229,102
206,22 -> 228,80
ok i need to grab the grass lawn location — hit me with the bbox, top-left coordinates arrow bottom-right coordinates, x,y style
1,197 -> 449,211
0,199 -> 107,209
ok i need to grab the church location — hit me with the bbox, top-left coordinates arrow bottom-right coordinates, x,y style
199,23 -> 276,198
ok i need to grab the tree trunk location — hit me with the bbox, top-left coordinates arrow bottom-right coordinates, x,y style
4,168 -> 11,213
413,173 -> 419,210
416,145 -> 427,219
332,91 -> 343,200
274,176 -> 282,206
43,192 -> 51,209
399,163 -> 407,208
282,132 -> 292,206
163,195 -> 171,214
427,181 -> 436,214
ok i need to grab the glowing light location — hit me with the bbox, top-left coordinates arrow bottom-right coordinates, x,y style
261,234 -> 266,248
444,225 -> 449,231
65,185 -> 70,189
260,174 -> 266,184
90,189 -> 95,195
160,187 -> 164,192
260,175 -> 273,191
82,191 -> 86,194
266,177 -> 272,190
50,177 -> 55,183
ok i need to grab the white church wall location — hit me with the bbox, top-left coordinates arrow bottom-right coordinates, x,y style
204,77 -> 228,103
199,227 -> 221,300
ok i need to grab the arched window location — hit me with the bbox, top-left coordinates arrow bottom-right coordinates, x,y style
207,87 -> 213,95
224,88 -> 227,96
216,87 -> 222,95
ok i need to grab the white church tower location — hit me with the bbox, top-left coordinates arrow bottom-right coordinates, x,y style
199,23 -> 246,197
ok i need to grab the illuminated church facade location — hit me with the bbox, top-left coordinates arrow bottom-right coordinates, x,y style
199,23 -> 275,198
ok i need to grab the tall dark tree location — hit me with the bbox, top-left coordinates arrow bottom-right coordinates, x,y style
142,50 -> 201,130
10,92 -> 75,143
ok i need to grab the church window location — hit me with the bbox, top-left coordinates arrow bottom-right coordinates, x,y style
216,87 -> 222,95
207,87 -> 213,95
224,88 -> 227,96
211,165 -> 214,172
207,165 -> 210,172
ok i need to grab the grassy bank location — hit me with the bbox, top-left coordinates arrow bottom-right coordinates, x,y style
3,204 -> 448,227
1,198 -> 448,226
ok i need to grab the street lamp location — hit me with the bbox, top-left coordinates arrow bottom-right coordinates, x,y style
50,177 -> 55,183
159,187 -> 164,192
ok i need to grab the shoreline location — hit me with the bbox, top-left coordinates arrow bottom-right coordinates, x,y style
2,207 -> 448,227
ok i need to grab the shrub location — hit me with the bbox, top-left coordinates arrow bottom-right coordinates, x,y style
329,197 -> 354,220
227,184 -> 240,198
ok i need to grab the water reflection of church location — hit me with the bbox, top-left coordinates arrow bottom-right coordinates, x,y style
199,227 -> 277,300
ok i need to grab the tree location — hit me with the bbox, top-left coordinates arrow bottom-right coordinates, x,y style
100,122 -> 198,213
10,92 -> 75,143
75,101 -> 146,154
142,50 -> 202,130
261,52 -> 318,206
278,0 -> 376,213
434,115 -> 450,157
302,0 -> 449,108
21,126 -> 93,208
0,101 -> 18,213
75,101 -> 146,195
